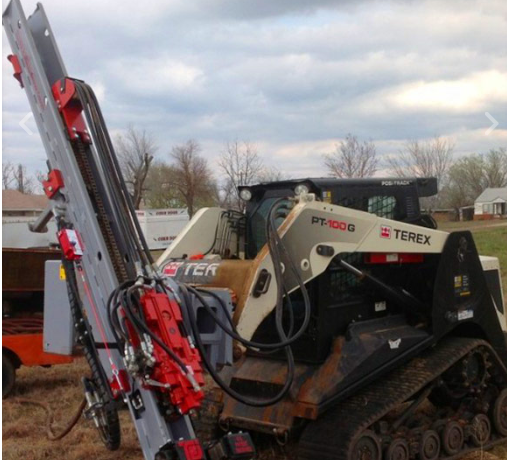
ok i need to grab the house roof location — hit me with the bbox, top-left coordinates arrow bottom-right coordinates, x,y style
2,190 -> 48,211
475,187 -> 507,203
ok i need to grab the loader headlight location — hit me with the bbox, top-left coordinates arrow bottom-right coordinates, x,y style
294,184 -> 309,196
240,188 -> 252,201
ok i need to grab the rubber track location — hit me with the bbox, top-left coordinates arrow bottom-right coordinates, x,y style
297,337 -> 503,460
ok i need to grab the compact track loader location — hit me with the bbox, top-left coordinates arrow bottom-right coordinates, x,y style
159,178 -> 507,460
4,1 -> 506,459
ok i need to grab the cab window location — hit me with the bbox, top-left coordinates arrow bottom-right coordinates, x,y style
368,196 -> 396,219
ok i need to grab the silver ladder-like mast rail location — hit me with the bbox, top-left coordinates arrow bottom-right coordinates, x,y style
2,1 -> 243,459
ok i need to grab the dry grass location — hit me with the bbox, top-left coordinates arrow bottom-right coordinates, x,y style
491,445 -> 507,459
3,359 -> 507,460
2,358 -> 142,460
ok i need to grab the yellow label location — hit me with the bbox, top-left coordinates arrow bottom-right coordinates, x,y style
59,264 -> 66,280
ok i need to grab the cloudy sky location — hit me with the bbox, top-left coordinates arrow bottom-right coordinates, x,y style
2,0 -> 507,180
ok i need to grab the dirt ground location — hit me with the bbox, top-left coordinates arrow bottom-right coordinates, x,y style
4,360 -> 507,459
2,358 -> 142,460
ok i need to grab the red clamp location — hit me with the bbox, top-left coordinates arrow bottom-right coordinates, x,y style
52,78 -> 91,144
42,169 -> 65,198
7,54 -> 23,88
140,291 -> 205,414
58,229 -> 84,260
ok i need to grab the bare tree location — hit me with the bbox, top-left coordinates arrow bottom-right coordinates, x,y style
144,161 -> 183,209
170,140 -> 215,217
218,141 -> 264,211
115,126 -> 157,209
257,166 -> 287,183
36,170 -> 47,186
2,162 -> 15,190
483,148 -> 507,188
324,134 -> 378,179
387,136 -> 454,184
13,164 -> 37,194
442,148 -> 507,209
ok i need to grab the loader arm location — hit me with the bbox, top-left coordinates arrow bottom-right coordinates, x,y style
234,193 -> 449,340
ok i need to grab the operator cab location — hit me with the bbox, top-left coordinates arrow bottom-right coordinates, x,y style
239,177 -> 438,259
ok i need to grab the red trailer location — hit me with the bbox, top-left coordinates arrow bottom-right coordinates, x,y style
2,248 -> 73,397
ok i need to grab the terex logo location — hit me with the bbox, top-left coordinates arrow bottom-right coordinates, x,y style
311,216 -> 355,232
164,261 -> 220,278
163,261 -> 184,276
394,229 -> 431,245
380,225 -> 392,239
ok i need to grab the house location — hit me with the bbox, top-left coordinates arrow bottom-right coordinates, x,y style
2,189 -> 48,217
474,187 -> 507,219
2,190 -> 56,248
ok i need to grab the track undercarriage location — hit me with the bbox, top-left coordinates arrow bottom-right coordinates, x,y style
196,337 -> 507,460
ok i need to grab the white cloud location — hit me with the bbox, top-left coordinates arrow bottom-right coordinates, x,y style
105,57 -> 205,96
392,71 -> 507,111
2,0 -> 506,181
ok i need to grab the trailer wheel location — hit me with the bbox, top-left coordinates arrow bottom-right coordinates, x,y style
2,353 -> 16,398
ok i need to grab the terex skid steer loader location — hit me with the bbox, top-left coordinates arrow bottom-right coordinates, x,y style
159,177 -> 507,460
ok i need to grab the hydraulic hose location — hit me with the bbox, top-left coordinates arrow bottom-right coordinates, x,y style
179,284 -> 295,407
172,198 -> 312,406
184,199 -> 312,351
12,397 -> 86,441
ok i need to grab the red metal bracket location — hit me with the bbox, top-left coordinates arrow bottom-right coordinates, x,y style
58,229 -> 84,260
52,78 -> 91,144
140,291 -> 204,414
175,439 -> 204,460
42,169 -> 65,198
109,369 -> 131,399
7,54 -> 23,88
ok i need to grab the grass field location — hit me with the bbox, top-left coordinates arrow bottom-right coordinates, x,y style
439,221 -> 507,289
3,221 -> 507,460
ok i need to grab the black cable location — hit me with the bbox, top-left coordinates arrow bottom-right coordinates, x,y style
102,196 -> 309,407
167,198 -> 311,406
81,82 -> 154,266
182,200 -> 312,350
179,284 -> 294,407
107,281 -> 133,344
187,286 -> 299,351
74,80 -> 152,271
121,284 -> 190,374
74,82 -> 143,271
193,287 -> 235,328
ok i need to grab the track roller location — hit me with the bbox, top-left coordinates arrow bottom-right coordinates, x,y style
384,438 -> 409,460
493,389 -> 507,436
470,414 -> 491,447
419,430 -> 440,460
441,421 -> 464,456
350,430 -> 381,460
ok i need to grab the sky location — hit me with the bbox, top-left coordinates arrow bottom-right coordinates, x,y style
2,0 -> 507,180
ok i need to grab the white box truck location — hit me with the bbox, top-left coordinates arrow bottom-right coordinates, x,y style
135,208 -> 190,250
3,209 -> 189,251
